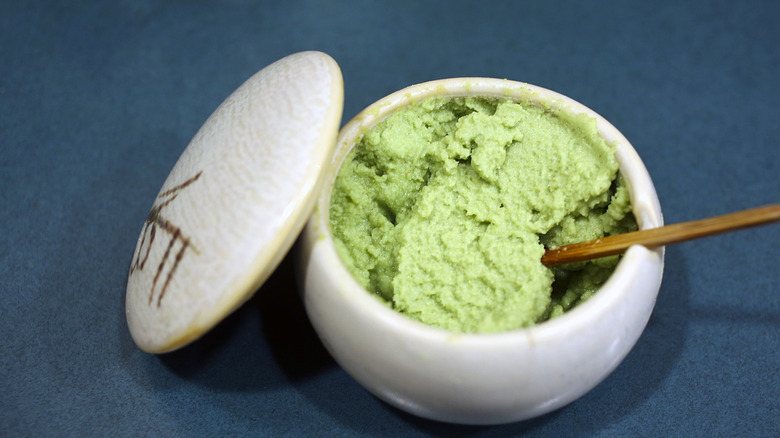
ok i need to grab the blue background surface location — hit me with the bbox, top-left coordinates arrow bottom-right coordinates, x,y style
2,1 -> 779,436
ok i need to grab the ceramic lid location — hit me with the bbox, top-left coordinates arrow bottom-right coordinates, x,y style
126,51 -> 344,353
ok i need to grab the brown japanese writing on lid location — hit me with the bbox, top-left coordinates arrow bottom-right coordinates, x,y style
126,52 -> 344,353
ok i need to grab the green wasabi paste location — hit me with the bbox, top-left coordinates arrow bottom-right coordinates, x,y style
329,96 -> 636,333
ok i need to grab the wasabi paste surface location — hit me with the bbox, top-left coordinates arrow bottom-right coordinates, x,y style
329,96 -> 636,332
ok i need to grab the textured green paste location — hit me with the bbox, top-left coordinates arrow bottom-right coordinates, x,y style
329,96 -> 637,333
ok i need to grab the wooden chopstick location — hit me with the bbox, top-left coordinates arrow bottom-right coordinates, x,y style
541,204 -> 780,267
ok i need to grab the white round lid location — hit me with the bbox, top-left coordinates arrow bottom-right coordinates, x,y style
126,51 -> 344,353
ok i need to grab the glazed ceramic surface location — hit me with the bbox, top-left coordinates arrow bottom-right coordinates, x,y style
298,78 -> 664,424
126,52 -> 343,353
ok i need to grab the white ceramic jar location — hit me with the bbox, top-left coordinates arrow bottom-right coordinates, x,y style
298,78 -> 664,425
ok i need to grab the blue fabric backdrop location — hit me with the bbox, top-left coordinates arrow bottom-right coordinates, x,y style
2,1 -> 778,436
